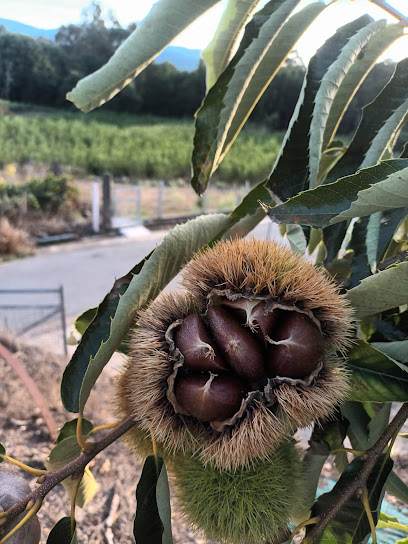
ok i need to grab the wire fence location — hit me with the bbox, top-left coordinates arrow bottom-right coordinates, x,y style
0,288 -> 67,355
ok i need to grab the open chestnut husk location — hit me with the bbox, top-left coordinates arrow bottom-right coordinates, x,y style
117,238 -> 353,469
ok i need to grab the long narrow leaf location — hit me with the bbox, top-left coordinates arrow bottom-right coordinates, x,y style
67,0 -> 221,112
347,261 -> 408,319
377,208 -> 408,263
133,456 -> 172,544
61,214 -> 230,414
309,19 -> 387,189
347,217 -> 371,288
366,211 -> 382,273
346,340 -> 408,402
202,0 -> 262,90
322,24 -> 404,153
361,99 -> 408,168
371,340 -> 408,363
266,159 -> 408,227
332,165 -> 408,224
219,2 -> 326,164
325,57 -> 408,183
266,15 -> 373,201
191,0 -> 302,195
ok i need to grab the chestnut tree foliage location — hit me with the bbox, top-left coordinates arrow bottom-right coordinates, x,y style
1,1 -> 408,543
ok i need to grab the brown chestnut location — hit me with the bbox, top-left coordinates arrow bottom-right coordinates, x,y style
267,311 -> 325,379
206,305 -> 265,382
174,373 -> 247,421
221,299 -> 278,340
175,314 -> 228,372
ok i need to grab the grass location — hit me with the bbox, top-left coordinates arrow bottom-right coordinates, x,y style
0,103 -> 283,184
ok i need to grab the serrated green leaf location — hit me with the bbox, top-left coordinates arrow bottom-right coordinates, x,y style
133,456 -> 173,544
401,142 -> 408,158
367,404 -> 391,446
61,252 -> 152,413
366,211 -> 382,274
377,512 -> 408,533
347,217 -> 371,288
371,340 -> 408,364
202,0 -> 262,90
317,147 -> 345,185
220,2 -> 326,165
310,454 -> 393,544
267,14 -> 373,201
377,208 -> 408,263
341,404 -> 408,503
309,19 -> 387,189
347,261 -> 408,318
345,340 -> 408,402
387,472 -> 408,504
46,517 -> 77,544
323,222 -> 350,265
296,450 -> 327,523
325,58 -> 408,184
341,401 -> 371,450
294,418 -> 348,524
322,24 -> 404,154
46,437 -> 99,508
285,223 -> 307,254
191,0 -> 324,195
333,164 -> 408,224
74,308 -> 97,336
55,418 -> 94,444
62,214 -> 230,414
0,442 -> 5,462
266,159 -> 408,227
156,461 -> 172,544
397,539 -> 408,544
67,0 -> 221,112
362,100 -> 408,169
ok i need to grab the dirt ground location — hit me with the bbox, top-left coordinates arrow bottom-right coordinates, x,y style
0,335 -> 407,544
0,336 -> 217,544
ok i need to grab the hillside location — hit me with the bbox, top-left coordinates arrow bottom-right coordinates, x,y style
0,18 -> 201,71
0,18 -> 57,40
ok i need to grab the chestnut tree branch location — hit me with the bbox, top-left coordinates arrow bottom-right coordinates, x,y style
0,415 -> 136,535
368,0 -> 408,24
302,402 -> 408,544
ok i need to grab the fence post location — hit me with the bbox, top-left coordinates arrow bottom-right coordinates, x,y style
136,185 -> 142,221
59,285 -> 68,356
92,181 -> 100,233
201,190 -> 208,214
157,180 -> 164,219
102,173 -> 112,231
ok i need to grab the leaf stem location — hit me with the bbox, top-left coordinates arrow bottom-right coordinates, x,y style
89,422 -> 119,435
70,471 -> 83,536
0,455 -> 47,477
330,447 -> 365,457
290,516 -> 320,541
302,402 -> 408,543
0,499 -> 42,544
361,486 -> 377,544
0,415 -> 136,536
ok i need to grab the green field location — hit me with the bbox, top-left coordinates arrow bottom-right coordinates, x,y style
0,104 -> 283,183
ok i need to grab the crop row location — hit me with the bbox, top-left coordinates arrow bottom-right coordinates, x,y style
0,110 -> 282,183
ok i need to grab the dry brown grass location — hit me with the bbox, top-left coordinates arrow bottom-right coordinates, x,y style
0,218 -> 34,257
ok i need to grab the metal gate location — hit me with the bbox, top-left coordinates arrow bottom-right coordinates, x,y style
0,287 -> 67,355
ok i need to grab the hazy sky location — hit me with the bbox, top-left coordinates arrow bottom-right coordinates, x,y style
0,0 -> 407,56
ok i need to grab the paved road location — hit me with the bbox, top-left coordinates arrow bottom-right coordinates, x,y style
0,218 -> 280,324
